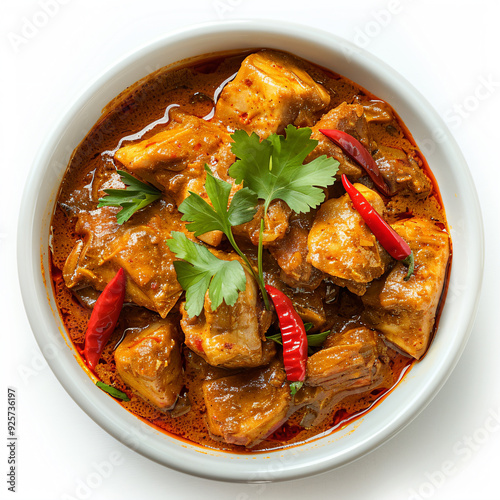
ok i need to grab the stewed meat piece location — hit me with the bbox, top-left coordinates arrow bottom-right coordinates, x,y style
306,327 -> 388,390
289,327 -> 389,427
306,103 -> 373,180
294,369 -> 389,429
180,252 -> 274,369
62,194 -> 186,318
115,319 -> 183,410
307,183 -> 392,295
114,110 -> 236,246
262,251 -> 327,331
268,212 -> 323,290
232,199 -> 292,246
214,50 -> 330,137
202,360 -> 291,447
374,146 -> 432,198
114,109 -> 235,204
362,217 -> 450,359
353,98 -> 395,123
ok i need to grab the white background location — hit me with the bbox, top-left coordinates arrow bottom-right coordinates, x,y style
2,1 -> 499,499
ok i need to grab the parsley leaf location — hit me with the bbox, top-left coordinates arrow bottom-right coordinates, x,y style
97,170 -> 162,224
166,231 -> 247,318
96,381 -> 130,401
176,167 -> 270,310
229,125 -> 339,214
179,165 -> 258,237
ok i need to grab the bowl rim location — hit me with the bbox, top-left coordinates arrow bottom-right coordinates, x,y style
17,19 -> 484,482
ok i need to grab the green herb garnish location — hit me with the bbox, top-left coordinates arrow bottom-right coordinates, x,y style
166,231 -> 247,318
179,165 -> 258,237
174,165 -> 264,312
266,324 -> 330,348
96,381 -> 130,401
229,125 -> 339,214
98,170 -> 161,224
303,322 -> 314,332
306,330 -> 331,347
265,332 -> 284,345
289,381 -> 304,396
168,126 -> 339,318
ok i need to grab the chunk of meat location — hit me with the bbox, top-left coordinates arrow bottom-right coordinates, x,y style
114,110 -> 236,246
268,212 -> 323,290
63,190 -> 186,318
115,319 -> 183,410
288,327 -> 390,427
180,253 -> 274,368
293,365 -> 389,429
292,385 -> 337,427
306,327 -> 387,390
288,286 -> 327,331
374,146 -> 432,198
307,183 -> 392,295
353,97 -> 395,123
115,110 -> 234,202
214,50 -> 330,137
306,103 -> 373,180
232,199 -> 292,246
362,217 -> 450,359
202,360 -> 291,447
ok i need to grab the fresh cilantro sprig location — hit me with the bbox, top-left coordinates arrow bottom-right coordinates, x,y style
179,165 -> 258,237
98,170 -> 161,224
174,166 -> 267,312
166,231 -> 247,318
229,125 -> 339,214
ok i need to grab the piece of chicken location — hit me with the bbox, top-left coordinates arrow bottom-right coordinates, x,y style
262,252 -> 327,331
63,190 -> 186,318
115,319 -> 183,410
180,252 -> 274,369
293,371 -> 389,429
362,217 -> 450,359
232,199 -> 292,246
214,50 -> 330,138
288,327 -> 390,428
202,359 -> 291,447
307,183 -> 392,295
268,212 -> 323,290
114,110 -> 236,246
306,327 -> 387,390
373,146 -> 432,199
353,97 -> 395,123
306,103 -> 373,180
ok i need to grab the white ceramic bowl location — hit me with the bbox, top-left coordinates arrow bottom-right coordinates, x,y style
17,20 -> 483,482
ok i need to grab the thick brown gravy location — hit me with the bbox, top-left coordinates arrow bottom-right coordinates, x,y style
50,49 -> 449,452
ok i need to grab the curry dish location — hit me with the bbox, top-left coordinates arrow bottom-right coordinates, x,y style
50,49 -> 451,452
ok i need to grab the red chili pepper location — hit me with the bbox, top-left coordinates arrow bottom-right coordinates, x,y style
320,128 -> 392,196
83,268 -> 126,370
341,174 -> 414,280
265,285 -> 307,382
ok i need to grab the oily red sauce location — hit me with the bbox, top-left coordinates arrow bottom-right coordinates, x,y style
49,49 -> 449,453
